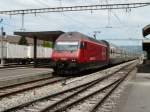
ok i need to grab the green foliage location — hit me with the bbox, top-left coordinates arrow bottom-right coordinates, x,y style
18,36 -> 28,45
42,41 -> 52,48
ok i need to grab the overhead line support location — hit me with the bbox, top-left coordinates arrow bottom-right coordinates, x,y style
0,2 -> 149,15
20,13 -> 25,31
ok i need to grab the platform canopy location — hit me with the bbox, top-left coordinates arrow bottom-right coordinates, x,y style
143,24 -> 150,37
14,31 -> 65,67
14,31 -> 64,41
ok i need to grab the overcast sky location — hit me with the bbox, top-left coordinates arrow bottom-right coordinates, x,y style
0,0 -> 150,46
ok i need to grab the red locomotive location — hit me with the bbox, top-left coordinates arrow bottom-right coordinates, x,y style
52,32 -> 136,74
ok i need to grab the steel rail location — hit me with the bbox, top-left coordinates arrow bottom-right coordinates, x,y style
39,74 -> 118,112
0,64 -> 33,70
0,77 -> 70,99
3,73 -> 111,112
44,79 -> 121,112
0,63 -> 52,70
44,64 -> 136,112
90,67 -> 136,112
0,76 -> 53,89
3,62 -> 134,112
35,62 -> 135,112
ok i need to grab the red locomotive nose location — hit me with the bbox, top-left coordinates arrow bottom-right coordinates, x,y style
52,50 -> 78,62
52,41 -> 79,63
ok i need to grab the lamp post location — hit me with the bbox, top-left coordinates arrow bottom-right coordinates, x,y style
0,19 -> 4,67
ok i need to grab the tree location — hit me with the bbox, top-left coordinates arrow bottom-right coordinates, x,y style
18,36 -> 28,45
42,41 -> 52,48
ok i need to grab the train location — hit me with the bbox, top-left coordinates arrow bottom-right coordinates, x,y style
51,32 -> 137,74
0,42 -> 52,64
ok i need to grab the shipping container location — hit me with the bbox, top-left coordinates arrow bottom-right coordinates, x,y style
0,43 -> 52,59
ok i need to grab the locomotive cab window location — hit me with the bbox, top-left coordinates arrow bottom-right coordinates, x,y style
54,41 -> 79,51
80,42 -> 87,49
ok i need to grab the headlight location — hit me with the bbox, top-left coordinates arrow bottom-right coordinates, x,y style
72,59 -> 76,62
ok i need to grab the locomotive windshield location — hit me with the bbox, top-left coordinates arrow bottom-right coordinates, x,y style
55,41 -> 79,51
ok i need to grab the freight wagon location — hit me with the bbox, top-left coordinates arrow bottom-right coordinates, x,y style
0,42 -> 52,64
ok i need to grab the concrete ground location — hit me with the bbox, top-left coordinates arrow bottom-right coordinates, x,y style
0,67 -> 53,88
119,73 -> 150,112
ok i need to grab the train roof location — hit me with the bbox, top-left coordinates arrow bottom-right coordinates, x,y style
57,32 -> 108,46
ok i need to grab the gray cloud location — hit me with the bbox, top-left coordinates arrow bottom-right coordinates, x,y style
0,0 -> 149,45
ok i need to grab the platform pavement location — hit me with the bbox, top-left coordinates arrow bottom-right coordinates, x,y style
118,73 -> 150,112
0,67 -> 53,88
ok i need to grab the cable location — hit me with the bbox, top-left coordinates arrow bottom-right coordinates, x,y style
33,0 -> 51,7
33,13 -> 65,29
0,15 -> 35,32
114,11 -> 140,39
32,0 -> 67,29
61,13 -> 94,30
32,0 -> 96,32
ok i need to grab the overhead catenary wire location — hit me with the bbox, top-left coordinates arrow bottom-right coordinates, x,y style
33,0 -> 137,36
110,11 -> 132,38
33,0 -> 96,32
0,0 -> 148,41
33,0 -> 51,8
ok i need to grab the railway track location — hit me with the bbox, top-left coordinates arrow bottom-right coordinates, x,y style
1,60 -> 137,112
0,64 -> 33,70
0,76 -> 71,98
40,63 -> 136,112
0,63 -> 52,70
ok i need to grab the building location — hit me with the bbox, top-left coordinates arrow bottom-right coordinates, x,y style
0,35 -> 44,46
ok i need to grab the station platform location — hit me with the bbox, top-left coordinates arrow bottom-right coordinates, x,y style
0,67 -> 53,88
119,73 -> 150,112
138,64 -> 150,73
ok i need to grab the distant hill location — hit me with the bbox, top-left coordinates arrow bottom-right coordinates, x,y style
119,46 -> 143,53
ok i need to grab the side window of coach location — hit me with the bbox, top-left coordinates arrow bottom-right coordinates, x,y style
80,42 -> 87,49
